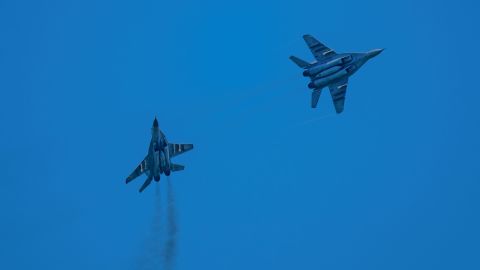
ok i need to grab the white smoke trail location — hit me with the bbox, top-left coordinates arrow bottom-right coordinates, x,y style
135,183 -> 163,270
164,177 -> 177,270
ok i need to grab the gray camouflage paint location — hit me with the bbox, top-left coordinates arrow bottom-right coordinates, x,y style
290,34 -> 383,113
126,117 -> 193,192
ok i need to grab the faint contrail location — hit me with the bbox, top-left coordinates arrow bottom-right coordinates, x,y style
164,177 -> 178,270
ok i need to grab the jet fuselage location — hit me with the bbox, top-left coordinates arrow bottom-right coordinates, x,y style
289,34 -> 383,113
125,117 -> 193,192
304,50 -> 381,90
148,126 -> 172,181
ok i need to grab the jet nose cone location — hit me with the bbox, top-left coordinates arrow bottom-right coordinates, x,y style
367,48 -> 384,59
153,117 -> 159,128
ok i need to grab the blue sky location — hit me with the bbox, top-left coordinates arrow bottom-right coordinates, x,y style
1,0 -> 479,269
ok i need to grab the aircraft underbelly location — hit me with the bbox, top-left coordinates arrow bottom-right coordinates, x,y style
312,69 -> 348,88
153,152 -> 161,177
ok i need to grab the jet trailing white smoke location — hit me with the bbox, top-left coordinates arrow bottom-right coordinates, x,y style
135,184 -> 163,270
135,180 -> 178,270
164,177 -> 178,270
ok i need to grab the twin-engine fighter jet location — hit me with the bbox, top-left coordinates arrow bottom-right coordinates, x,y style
290,35 -> 383,113
126,118 -> 193,192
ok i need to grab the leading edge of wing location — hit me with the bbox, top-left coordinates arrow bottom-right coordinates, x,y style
303,34 -> 336,61
126,156 -> 148,183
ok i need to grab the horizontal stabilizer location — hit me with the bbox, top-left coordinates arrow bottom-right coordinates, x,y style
139,177 -> 153,192
289,56 -> 310,68
311,89 -> 322,108
171,163 -> 185,172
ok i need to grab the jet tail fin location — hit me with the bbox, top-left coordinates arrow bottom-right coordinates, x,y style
289,56 -> 310,68
171,163 -> 185,172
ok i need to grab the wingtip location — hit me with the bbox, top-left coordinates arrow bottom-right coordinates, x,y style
303,34 -> 314,40
288,55 -> 299,62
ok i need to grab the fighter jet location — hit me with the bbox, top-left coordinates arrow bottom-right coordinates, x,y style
126,117 -> 193,192
290,34 -> 383,113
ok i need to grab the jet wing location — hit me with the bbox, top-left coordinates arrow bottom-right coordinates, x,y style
303,35 -> 336,61
126,156 -> 149,183
328,79 -> 348,114
168,143 -> 193,157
